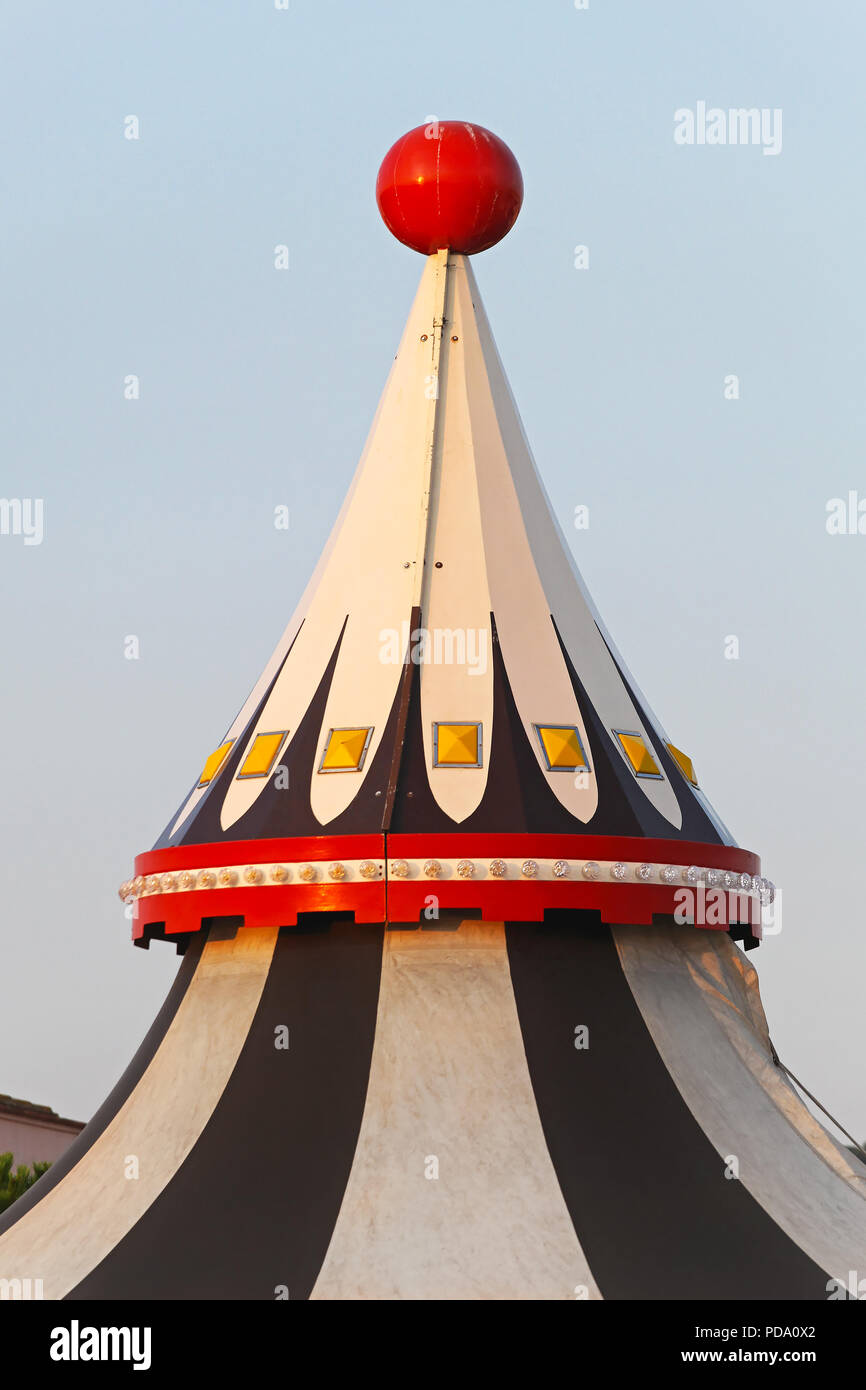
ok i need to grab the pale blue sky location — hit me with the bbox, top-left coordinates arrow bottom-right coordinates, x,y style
1,1 -> 863,1138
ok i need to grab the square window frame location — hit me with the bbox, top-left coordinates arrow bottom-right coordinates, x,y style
317,726 -> 374,774
532,722 -> 591,774
432,721 -> 483,769
665,741 -> 699,788
612,728 -> 665,782
197,739 -> 236,788
236,730 -> 290,781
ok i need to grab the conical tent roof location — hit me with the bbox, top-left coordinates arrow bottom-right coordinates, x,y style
1,123 -> 863,1306
162,251 -> 728,845
124,236 -> 765,948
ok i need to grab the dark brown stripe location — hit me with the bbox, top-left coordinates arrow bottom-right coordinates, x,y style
506,912 -> 828,1300
381,604 -> 422,831
68,919 -> 383,1300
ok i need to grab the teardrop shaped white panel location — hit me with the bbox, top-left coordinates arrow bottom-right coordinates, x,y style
463,258 -> 683,830
452,259 -> 598,823
219,257 -> 443,831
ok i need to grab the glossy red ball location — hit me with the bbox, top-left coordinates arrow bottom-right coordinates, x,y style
376,121 -> 523,256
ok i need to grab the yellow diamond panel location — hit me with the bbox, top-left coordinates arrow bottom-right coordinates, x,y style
615,730 -> 662,779
237,731 -> 287,780
666,741 -> 698,787
434,722 -> 481,767
320,727 -> 372,773
536,725 -> 588,771
197,740 -> 234,787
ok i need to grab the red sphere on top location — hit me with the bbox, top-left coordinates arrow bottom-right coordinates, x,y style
376,121 -> 523,256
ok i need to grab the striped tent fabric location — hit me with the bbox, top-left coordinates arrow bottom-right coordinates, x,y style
1,916 -> 864,1299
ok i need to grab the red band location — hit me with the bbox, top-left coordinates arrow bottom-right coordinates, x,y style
128,833 -> 763,944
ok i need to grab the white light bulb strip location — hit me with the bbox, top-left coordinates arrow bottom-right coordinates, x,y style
120,856 -> 774,904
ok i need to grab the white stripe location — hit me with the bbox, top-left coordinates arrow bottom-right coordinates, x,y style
311,921 -> 600,1300
0,927 -> 278,1299
614,923 -> 866,1280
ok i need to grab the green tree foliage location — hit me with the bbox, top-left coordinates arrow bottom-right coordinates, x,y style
0,1151 -> 51,1214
